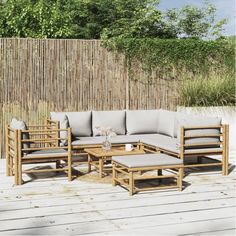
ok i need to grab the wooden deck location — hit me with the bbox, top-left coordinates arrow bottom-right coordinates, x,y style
0,152 -> 235,235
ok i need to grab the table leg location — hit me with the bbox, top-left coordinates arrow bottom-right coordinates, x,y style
88,154 -> 91,173
129,171 -> 134,196
112,161 -> 117,186
99,158 -> 104,178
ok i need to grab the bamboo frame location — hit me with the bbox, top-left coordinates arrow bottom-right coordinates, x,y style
85,147 -> 145,178
112,161 -> 183,196
5,124 -> 72,185
45,119 -> 230,176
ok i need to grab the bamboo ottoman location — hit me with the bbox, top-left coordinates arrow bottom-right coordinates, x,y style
112,153 -> 184,196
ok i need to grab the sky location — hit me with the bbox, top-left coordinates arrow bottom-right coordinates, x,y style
158,0 -> 235,36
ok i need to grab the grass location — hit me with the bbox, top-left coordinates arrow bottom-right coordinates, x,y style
180,73 -> 236,107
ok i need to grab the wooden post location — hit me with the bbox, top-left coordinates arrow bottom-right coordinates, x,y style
99,158 -> 103,178
88,154 -> 91,173
178,167 -> 183,191
14,130 -> 18,185
180,127 -> 185,175
45,119 -> 49,148
5,125 -> 10,176
223,124 -> 229,176
129,171 -> 134,196
68,128 -> 72,181
56,121 -> 60,147
112,161 -> 117,186
17,130 -> 22,185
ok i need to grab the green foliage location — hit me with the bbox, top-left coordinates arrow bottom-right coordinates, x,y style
103,37 -> 235,106
103,37 -> 235,76
0,0 -> 226,39
100,0 -> 176,40
180,74 -> 236,106
165,0 -> 227,38
0,0 -> 78,38
0,0 -> 175,39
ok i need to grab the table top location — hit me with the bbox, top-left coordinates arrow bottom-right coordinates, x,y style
84,147 -> 145,157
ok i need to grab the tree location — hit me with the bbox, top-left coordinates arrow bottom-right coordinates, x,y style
164,0 -> 227,39
0,0 -> 78,38
0,0 -> 227,39
0,0 -> 175,39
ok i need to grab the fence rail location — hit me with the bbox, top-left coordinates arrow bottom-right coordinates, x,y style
0,38 -> 178,157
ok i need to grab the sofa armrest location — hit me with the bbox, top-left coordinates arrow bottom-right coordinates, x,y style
18,127 -> 72,153
179,124 -> 228,155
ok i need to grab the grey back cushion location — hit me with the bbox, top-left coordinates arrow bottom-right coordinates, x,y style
10,118 -> 30,150
50,111 -> 92,137
92,110 -> 126,136
126,110 -> 159,135
176,114 -> 222,145
157,109 -> 176,137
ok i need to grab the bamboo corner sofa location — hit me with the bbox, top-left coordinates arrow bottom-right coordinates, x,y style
6,109 -> 229,185
50,109 -> 229,175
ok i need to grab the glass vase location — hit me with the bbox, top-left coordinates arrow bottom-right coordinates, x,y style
102,136 -> 111,151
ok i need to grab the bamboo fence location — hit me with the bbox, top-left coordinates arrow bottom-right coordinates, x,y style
0,38 -> 179,157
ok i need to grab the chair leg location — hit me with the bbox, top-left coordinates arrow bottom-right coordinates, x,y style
18,163 -> 22,185
14,154 -> 18,185
17,152 -> 22,185
9,156 -> 13,176
68,154 -> 72,181
178,167 -> 183,191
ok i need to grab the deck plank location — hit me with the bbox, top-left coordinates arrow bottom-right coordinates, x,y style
0,157 -> 235,235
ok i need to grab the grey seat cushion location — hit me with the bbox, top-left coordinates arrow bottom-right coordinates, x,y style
126,110 -> 159,135
112,153 -> 183,168
92,110 -> 126,136
185,147 -> 222,154
141,134 -> 179,153
51,111 -> 92,137
72,133 -> 223,154
141,134 -> 222,154
25,149 -> 68,158
72,135 -> 141,146
72,136 -> 104,146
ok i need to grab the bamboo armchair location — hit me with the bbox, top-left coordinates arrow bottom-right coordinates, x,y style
6,120 -> 72,185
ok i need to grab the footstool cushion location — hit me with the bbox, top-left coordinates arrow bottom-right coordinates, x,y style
112,153 -> 183,168
112,153 -> 184,196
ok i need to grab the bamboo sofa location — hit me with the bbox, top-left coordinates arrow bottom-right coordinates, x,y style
6,119 -> 72,185
49,109 -> 229,175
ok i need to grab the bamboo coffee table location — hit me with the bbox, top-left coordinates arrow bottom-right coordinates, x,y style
84,147 -> 145,178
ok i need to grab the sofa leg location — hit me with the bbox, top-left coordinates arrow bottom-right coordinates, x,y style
56,160 -> 61,169
157,169 -> 162,183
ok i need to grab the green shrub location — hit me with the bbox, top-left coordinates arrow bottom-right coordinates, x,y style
180,74 -> 235,106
